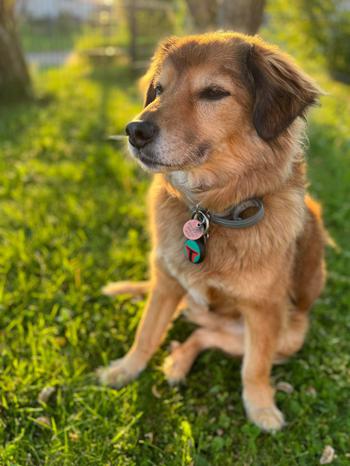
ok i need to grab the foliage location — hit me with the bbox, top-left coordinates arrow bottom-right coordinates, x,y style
266,0 -> 350,81
300,0 -> 350,81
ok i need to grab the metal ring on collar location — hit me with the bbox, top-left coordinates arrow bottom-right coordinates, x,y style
191,209 -> 210,234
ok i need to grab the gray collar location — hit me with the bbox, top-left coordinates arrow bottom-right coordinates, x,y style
193,198 -> 264,229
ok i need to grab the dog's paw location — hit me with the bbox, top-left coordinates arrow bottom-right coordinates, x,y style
162,341 -> 189,385
96,357 -> 142,388
245,404 -> 285,432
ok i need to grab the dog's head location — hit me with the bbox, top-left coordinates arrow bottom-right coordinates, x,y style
126,33 -> 320,174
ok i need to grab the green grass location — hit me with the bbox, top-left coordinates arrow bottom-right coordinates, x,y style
1,35 -> 350,466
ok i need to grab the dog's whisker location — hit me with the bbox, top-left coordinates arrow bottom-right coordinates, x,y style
107,135 -> 128,142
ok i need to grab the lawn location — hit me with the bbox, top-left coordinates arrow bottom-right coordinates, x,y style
0,33 -> 350,466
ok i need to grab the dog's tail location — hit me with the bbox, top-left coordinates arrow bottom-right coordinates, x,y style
101,280 -> 150,297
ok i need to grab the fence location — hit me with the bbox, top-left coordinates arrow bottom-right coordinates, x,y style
16,0 -> 179,69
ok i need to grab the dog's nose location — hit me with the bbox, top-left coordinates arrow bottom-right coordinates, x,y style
125,120 -> 159,149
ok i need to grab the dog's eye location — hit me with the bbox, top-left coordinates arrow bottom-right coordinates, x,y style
199,87 -> 230,100
155,84 -> 163,97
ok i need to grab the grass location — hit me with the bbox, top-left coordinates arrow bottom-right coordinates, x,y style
1,28 -> 350,466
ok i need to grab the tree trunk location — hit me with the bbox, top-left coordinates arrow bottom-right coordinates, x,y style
185,0 -> 266,35
185,0 -> 217,31
0,0 -> 32,102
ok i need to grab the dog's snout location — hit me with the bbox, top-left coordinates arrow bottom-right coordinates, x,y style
125,120 -> 159,149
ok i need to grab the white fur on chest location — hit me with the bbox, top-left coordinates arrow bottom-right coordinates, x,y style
156,246 -> 209,307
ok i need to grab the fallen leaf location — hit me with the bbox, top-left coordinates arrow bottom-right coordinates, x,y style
54,337 -> 66,347
151,384 -> 162,399
196,406 -> 208,416
38,386 -> 56,404
144,432 -> 154,442
69,431 -> 80,441
306,386 -> 317,396
276,381 -> 294,394
320,445 -> 335,464
34,416 -> 51,429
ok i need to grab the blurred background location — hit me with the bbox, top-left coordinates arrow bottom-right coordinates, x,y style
0,1 -> 350,465
2,0 -> 350,103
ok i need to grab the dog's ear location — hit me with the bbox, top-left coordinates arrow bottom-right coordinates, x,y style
245,43 -> 321,141
144,79 -> 156,108
139,36 -> 179,108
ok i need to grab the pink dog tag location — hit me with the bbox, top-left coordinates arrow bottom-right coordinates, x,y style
183,219 -> 204,240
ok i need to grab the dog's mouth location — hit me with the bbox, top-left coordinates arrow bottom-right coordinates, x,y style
138,151 -> 175,169
129,145 -> 183,172
128,140 -> 211,172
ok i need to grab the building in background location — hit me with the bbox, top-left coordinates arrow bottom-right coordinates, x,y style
16,0 -> 102,21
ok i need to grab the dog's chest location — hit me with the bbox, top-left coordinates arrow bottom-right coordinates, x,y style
154,206 -> 241,302
150,181 -> 276,302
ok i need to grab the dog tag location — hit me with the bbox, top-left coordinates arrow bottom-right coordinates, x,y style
183,219 -> 204,240
184,237 -> 206,264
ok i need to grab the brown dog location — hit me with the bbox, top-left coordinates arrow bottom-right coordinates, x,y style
98,32 -> 327,432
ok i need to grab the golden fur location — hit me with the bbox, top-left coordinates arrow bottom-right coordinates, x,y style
98,32 -> 327,432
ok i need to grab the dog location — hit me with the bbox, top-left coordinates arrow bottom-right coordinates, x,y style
98,32 -> 327,432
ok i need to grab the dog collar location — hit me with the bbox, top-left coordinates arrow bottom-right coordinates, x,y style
183,198 -> 264,264
209,198 -> 264,228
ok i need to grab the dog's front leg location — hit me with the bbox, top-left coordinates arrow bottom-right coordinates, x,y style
241,299 -> 286,432
98,265 -> 184,388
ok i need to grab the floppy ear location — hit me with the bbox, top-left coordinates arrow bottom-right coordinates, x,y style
142,77 -> 156,108
139,36 -> 179,108
246,43 -> 321,141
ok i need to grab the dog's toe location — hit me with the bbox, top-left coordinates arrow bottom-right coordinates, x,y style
162,352 -> 188,385
96,358 -> 141,388
246,405 -> 285,432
